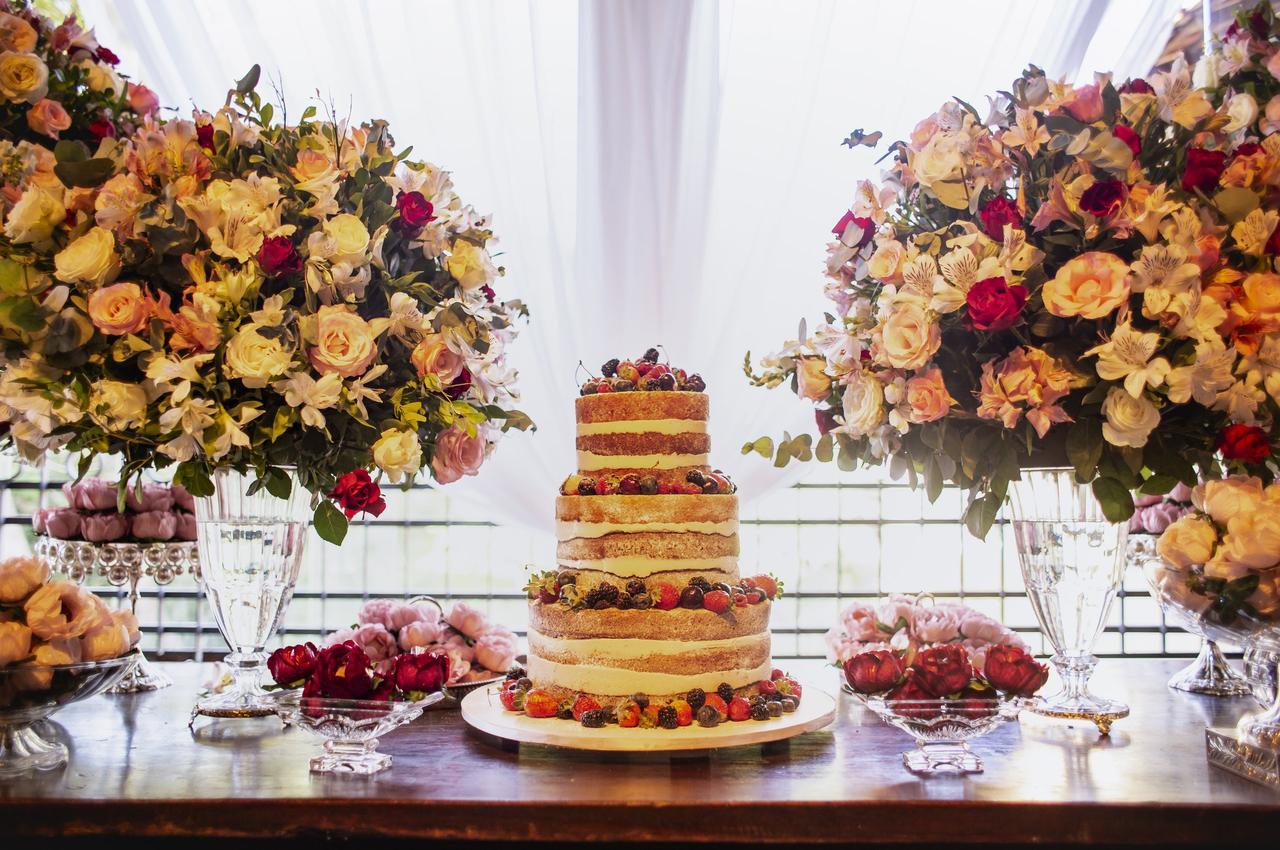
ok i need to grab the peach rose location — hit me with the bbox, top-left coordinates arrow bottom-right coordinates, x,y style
1043,251 -> 1131,319
26,97 -> 69,139
80,618 -> 132,661
410,334 -> 464,383
0,621 -> 31,667
1242,272 -> 1280,328
308,304 -> 378,377
87,282 -> 150,335
126,82 -> 159,117
1157,515 -> 1219,569
878,301 -> 941,370
0,13 -> 38,53
430,426 -> 487,485
1193,476 -> 1265,525
24,580 -> 109,641
13,637 -> 81,690
795,356 -> 832,401
867,241 -> 906,283
1059,83 -> 1103,123
904,366 -> 955,423
0,555 -> 49,604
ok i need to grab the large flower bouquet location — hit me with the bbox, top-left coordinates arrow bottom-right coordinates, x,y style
748,3 -> 1280,537
0,60 -> 530,542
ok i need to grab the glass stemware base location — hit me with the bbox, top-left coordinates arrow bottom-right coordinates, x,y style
904,742 -> 982,774
311,739 -> 393,775
191,651 -> 274,720
1167,640 -> 1252,697
1027,653 -> 1128,734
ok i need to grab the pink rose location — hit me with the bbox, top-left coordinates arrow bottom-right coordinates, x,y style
473,628 -> 518,673
38,507 -> 82,540
1136,503 -> 1186,535
904,366 -> 955,424
443,633 -> 476,663
410,334 -> 465,383
446,601 -> 490,640
413,600 -> 442,625
1059,83 -> 1104,123
125,483 -> 175,513
956,611 -> 1009,646
174,512 -> 197,541
443,646 -> 472,683
430,426 -> 488,486
126,82 -> 159,117
911,605 -> 962,643
350,623 -> 398,662
171,483 -> 195,512
87,282 -> 150,335
24,581 -> 109,640
64,478 -> 117,511
357,599 -> 424,632
398,619 -> 444,651
823,627 -> 860,665
131,510 -> 176,541
0,555 -> 49,604
840,603 -> 882,642
1133,494 -> 1163,508
1168,481 -> 1194,504
1043,252 -> 1131,320
324,627 -> 357,647
26,98 -> 71,139
81,512 -> 129,542
874,595 -> 915,635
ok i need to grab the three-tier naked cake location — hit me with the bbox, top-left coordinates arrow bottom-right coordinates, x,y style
509,349 -> 797,730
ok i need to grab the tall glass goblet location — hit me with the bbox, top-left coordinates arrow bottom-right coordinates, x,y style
1008,467 -> 1129,734
192,468 -> 309,718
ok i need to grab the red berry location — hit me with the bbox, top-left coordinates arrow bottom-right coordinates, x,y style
676,482 -> 703,495
740,577 -> 758,590
617,700 -> 641,727
671,698 -> 693,727
657,479 -> 676,495
595,476 -> 620,496
706,472 -> 731,493
703,693 -> 729,717
771,668 -> 785,681
635,361 -> 654,376
641,704 -> 662,728
703,589 -> 731,614
538,588 -> 558,605
618,474 -> 642,495
732,593 -> 749,607
523,689 -> 559,718
747,589 -> 767,604
653,583 -> 680,610
596,381 -> 614,393
776,677 -> 803,699
758,679 -> 778,696
572,694 -> 602,721
750,575 -> 779,599
728,697 -> 752,721
647,363 -> 670,378
499,686 -> 524,712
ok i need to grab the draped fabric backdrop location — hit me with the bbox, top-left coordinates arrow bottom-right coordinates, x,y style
80,0 -> 1181,532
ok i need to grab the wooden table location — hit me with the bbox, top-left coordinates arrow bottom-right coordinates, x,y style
3,659 -> 1278,846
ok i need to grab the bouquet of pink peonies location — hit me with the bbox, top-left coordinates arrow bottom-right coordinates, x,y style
0,554 -> 139,687
825,593 -> 1028,672
323,598 -> 518,686
32,476 -> 196,542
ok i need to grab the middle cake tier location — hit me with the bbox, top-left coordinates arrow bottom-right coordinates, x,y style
555,493 -> 739,586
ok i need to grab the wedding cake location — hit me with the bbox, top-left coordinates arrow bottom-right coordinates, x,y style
515,349 -> 793,728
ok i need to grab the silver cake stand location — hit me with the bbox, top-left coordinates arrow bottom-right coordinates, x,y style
33,537 -> 200,693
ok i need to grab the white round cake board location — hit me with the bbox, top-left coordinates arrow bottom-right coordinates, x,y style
460,682 -> 836,752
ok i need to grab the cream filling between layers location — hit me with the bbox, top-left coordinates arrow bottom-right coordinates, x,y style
528,629 -> 765,661
576,419 -> 707,437
556,555 -> 738,577
576,451 -> 708,471
556,519 -> 737,541
526,654 -> 773,696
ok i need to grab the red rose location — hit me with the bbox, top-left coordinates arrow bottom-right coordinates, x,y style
96,46 -> 121,66
390,651 -> 450,694
885,675 -> 941,718
1118,78 -> 1154,95
257,235 -> 302,277
844,649 -> 905,694
982,644 -> 1049,696
300,677 -> 327,718
910,644 -> 973,698
1079,179 -> 1126,218
979,195 -> 1021,242
314,641 -> 374,699
815,408 -> 838,435
445,368 -> 472,401
393,191 -> 435,236
965,276 -> 1027,332
1113,124 -> 1141,156
480,285 -> 497,303
267,642 -> 319,687
88,119 -> 116,143
1181,148 -> 1228,194
196,122 -> 215,152
832,211 -> 874,248
1267,222 -> 1280,256
1235,142 -> 1263,158
1217,423 -> 1272,465
328,469 -> 387,520
955,685 -> 999,718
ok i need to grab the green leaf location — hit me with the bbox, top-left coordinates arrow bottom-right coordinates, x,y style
815,432 -> 834,463
313,500 -> 348,545
264,467 -> 293,500
236,64 -> 262,95
1213,187 -> 1260,224
924,455 -> 944,503
1139,474 -> 1179,496
960,428 -> 993,480
54,157 -> 114,189
1091,476 -> 1135,523
52,139 -> 89,163
741,437 -> 773,459
174,462 -> 214,498
1066,419 -> 1104,480
963,493 -> 1001,539
0,296 -> 46,333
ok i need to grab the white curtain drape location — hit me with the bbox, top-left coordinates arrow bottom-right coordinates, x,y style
81,0 -> 1182,533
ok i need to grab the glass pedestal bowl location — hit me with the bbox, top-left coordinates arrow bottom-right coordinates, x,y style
855,695 -> 1023,775
0,651 -> 138,777
272,690 -> 444,775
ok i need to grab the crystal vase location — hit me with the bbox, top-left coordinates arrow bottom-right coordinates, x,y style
1007,467 -> 1129,734
192,469 -> 309,718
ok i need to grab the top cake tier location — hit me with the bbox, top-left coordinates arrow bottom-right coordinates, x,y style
574,392 -> 710,477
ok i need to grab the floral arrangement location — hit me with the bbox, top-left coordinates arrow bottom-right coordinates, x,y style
32,476 -> 196,541
1129,480 -> 1193,535
0,554 -> 139,689
824,594 -> 1028,670
747,2 -> 1280,537
0,57 -> 531,543
0,2 -> 157,151
322,598 -> 518,685
1153,474 -> 1280,627
266,640 -> 448,707
843,642 -> 1048,711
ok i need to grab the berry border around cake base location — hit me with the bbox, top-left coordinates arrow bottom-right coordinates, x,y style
460,682 -> 836,752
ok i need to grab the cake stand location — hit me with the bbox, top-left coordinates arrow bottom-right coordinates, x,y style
461,683 -> 835,752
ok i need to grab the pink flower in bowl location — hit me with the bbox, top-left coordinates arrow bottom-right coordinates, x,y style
64,478 -> 117,512
131,510 -> 176,541
398,619 -> 444,651
37,507 -> 82,540
473,628 -> 518,673
125,483 -> 174,513
446,602 -> 490,641
80,512 -> 129,543
910,605 -> 962,643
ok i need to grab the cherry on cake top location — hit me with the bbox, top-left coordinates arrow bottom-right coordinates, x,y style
580,347 -> 707,395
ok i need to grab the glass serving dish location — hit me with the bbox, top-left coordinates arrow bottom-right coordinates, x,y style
271,689 -> 445,775
854,694 -> 1024,775
0,651 -> 139,777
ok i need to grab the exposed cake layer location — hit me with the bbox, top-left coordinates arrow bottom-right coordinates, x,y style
556,494 -> 736,538
576,391 -> 708,424
530,600 -> 769,641
575,392 -> 711,474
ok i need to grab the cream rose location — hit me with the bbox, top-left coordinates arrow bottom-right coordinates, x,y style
431,425 -> 487,485
372,428 -> 422,484
86,281 -> 149,335
879,301 -> 941,370
26,97 -> 70,139
1218,511 -> 1280,571
1043,251 -> 1131,319
80,619 -> 132,661
1156,515 -> 1218,569
0,621 -> 31,667
308,304 -> 378,377
1225,92 -> 1259,133
322,213 -> 370,263
0,555 -> 49,604
904,366 -> 954,423
24,580 -> 109,641
867,241 -> 906,283
840,370 -> 886,437
88,380 -> 149,431
0,51 -> 48,104
76,57 -> 123,96
795,356 -> 832,401
444,240 -> 496,291
55,226 -> 120,286
13,637 -> 81,691
226,324 -> 294,387
410,334 -> 465,383
911,132 -> 970,209
0,13 -> 38,53
1192,476 -> 1265,524
3,185 -> 65,244
1100,387 -> 1159,448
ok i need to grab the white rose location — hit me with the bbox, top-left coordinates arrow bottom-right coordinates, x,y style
878,301 -> 940,370
0,51 -> 48,103
1192,476 -> 1265,524
1156,515 -> 1218,569
1101,387 -> 1159,448
76,57 -> 123,97
1218,510 -> 1280,570
0,620 -> 31,666
54,226 -> 120,286
372,428 -> 422,484
444,240 -> 496,291
840,370 -> 886,437
226,324 -> 294,388
88,380 -> 149,431
911,131 -> 970,208
322,213 -> 370,263
1225,92 -> 1259,133
4,185 -> 64,243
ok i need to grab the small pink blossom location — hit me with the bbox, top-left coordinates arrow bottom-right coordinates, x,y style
357,599 -> 423,632
910,605 -> 961,643
398,619 -> 444,651
839,603 -> 882,642
446,601 -> 490,641
349,623 -> 398,662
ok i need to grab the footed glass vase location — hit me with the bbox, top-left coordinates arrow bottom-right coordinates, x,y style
1008,467 -> 1129,734
192,469 -> 309,719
